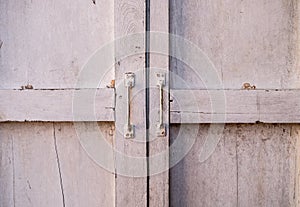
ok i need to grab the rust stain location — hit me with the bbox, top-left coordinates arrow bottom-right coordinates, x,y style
25,84 -> 33,89
242,82 -> 256,90
106,79 -> 115,88
21,84 -> 34,90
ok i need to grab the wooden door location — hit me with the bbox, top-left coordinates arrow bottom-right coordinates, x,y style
2,0 -> 300,207
0,0 -> 148,206
168,0 -> 300,207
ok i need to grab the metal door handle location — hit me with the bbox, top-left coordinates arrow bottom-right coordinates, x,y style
124,72 -> 135,139
156,73 -> 166,137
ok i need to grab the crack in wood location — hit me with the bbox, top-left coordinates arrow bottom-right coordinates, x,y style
236,133 -> 239,207
53,123 -> 66,207
11,135 -> 15,207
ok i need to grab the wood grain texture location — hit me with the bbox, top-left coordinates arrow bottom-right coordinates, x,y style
0,122 -> 115,207
149,0 -> 169,206
0,89 -> 115,122
259,90 -> 300,123
54,122 -> 115,207
237,124 -> 298,206
114,0 -> 147,206
0,123 -> 64,207
170,0 -> 300,90
294,125 -> 300,207
1,0 -> 120,206
170,89 -> 300,123
0,124 -> 14,207
0,0 -> 114,89
169,1 -> 300,206
170,124 -> 237,207
170,124 -> 299,207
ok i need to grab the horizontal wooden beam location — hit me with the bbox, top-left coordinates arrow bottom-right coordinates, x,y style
2,89 -> 299,123
170,89 -> 300,123
0,89 -> 115,122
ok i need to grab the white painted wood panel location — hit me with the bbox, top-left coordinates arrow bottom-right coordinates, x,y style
237,124 -> 298,206
169,1 -> 300,206
149,0 -> 169,206
0,89 -> 114,122
170,124 -> 237,207
170,0 -> 300,90
114,0 -> 147,206
54,122 -> 115,207
0,122 -> 115,207
0,0 -> 114,89
170,89 -> 300,123
0,123 -> 64,207
1,1 -> 117,207
170,124 -> 299,207
0,124 -> 14,207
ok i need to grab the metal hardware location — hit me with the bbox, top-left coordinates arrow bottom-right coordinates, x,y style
124,72 -> 135,139
156,73 -> 166,137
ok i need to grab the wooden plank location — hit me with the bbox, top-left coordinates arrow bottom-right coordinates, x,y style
114,0 -> 147,206
170,89 -> 300,123
0,124 -> 14,207
0,89 -> 115,122
170,89 -> 258,123
0,123 -> 64,207
259,90 -> 300,123
237,124 -> 297,206
294,125 -> 300,207
170,0 -> 299,90
170,124 -> 237,206
148,0 -> 169,206
54,122 -> 115,207
0,0 -> 114,89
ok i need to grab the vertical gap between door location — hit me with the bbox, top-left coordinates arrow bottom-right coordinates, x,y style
168,0 -> 171,205
145,0 -> 150,206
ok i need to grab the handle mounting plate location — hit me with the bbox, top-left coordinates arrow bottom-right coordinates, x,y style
156,72 -> 166,137
124,72 -> 135,139
124,125 -> 135,139
125,72 -> 135,87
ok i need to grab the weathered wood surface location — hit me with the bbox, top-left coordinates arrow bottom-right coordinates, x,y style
0,122 -> 115,207
114,0 -> 147,206
148,0 -> 169,206
5,89 -> 300,124
0,123 -> 64,207
170,89 -> 300,123
170,0 -> 300,90
0,89 -> 115,122
170,124 -> 237,207
237,124 -> 297,206
170,124 -> 299,207
296,126 -> 300,207
169,1 -> 300,206
0,124 -> 14,207
0,0 -> 114,89
54,122 -> 115,207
